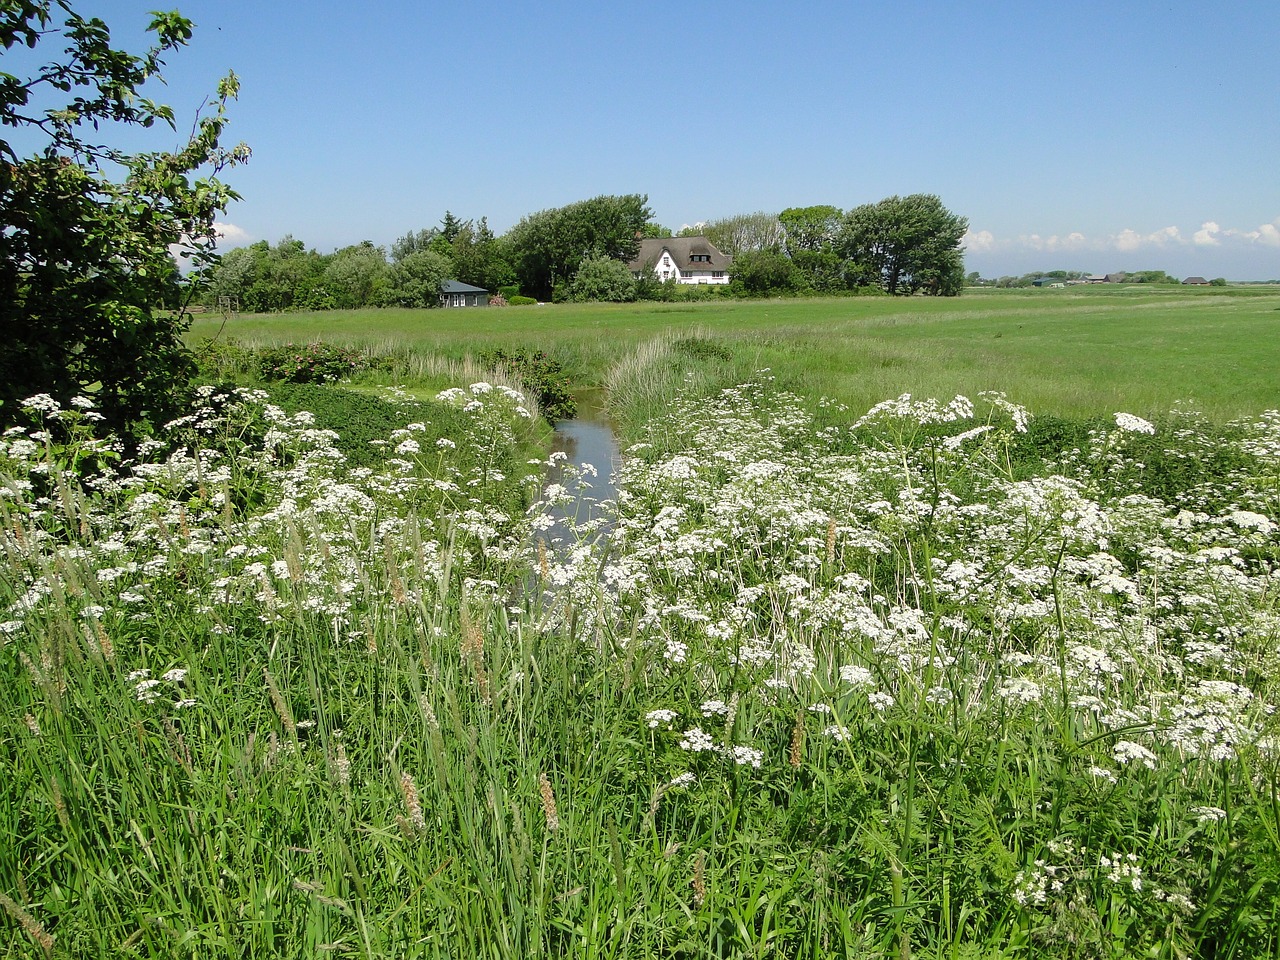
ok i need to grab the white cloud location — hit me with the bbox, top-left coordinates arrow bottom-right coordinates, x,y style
1111,226 -> 1182,251
214,222 -> 251,247
1045,232 -> 1088,251
1243,219 -> 1280,247
1113,229 -> 1143,252
962,229 -> 995,252
1194,221 -> 1221,246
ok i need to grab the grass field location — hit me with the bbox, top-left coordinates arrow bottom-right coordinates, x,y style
189,286 -> 1280,422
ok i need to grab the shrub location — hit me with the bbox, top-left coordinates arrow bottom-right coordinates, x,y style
508,295 -> 538,306
568,256 -> 636,302
256,342 -> 374,384
498,285 -> 521,300
479,348 -> 576,420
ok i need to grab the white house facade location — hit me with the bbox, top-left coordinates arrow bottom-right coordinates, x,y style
628,236 -> 732,285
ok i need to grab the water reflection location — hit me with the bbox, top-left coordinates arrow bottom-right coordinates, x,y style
543,392 -> 620,541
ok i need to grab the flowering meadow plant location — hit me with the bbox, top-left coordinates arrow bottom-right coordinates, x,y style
2,379 -> 1279,958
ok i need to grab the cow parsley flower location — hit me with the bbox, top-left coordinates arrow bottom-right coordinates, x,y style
727,745 -> 763,768
645,708 -> 678,729
1114,412 -> 1156,434
1112,740 -> 1157,769
678,727 -> 716,752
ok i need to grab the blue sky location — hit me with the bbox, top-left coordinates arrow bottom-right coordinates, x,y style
39,0 -> 1280,279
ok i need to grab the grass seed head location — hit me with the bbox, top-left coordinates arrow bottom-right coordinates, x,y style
789,708 -> 805,768
0,891 -> 54,958
400,772 -> 425,835
538,772 -> 559,833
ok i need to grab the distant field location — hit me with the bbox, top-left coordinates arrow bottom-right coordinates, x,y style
188,285 -> 1280,420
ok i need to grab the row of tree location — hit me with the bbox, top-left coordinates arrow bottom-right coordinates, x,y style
205,194 -> 970,309
969,270 -> 1228,288
204,214 -> 515,313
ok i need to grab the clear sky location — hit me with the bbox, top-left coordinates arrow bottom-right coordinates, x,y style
46,0 -> 1280,279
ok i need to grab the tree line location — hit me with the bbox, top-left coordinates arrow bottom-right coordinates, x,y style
968,270 -> 1228,288
203,194 -> 970,310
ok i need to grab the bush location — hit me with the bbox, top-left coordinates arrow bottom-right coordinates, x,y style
478,348 -> 576,420
498,285 -> 521,300
568,256 -> 636,302
509,295 -> 538,306
256,342 -> 374,384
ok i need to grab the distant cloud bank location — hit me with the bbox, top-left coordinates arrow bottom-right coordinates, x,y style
963,216 -> 1280,258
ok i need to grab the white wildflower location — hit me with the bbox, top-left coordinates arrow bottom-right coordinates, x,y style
1114,412 -> 1156,434
645,708 -> 678,729
1112,740 -> 1158,769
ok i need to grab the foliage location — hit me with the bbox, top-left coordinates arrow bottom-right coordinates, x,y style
322,241 -> 389,308
390,226 -> 438,263
1126,270 -> 1182,284
789,248 -> 849,293
504,193 -> 652,300
255,341 -> 378,384
729,248 -> 801,295
206,237 -> 332,312
837,194 -> 968,295
0,1 -> 247,442
262,382 -> 459,468
567,256 -> 636,302
444,216 -> 514,292
478,348 -> 576,419
697,210 -> 786,256
508,295 -> 538,305
779,204 -> 842,252
379,249 -> 452,308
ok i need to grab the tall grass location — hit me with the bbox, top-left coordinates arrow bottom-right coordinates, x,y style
3,370 -> 1280,957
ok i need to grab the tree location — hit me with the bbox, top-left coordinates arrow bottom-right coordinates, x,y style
568,256 -> 636,302
390,228 -> 437,263
836,195 -> 968,296
729,249 -> 800,296
503,194 -> 652,300
379,249 -> 451,308
698,212 -> 786,257
0,2 -> 247,439
779,205 -> 842,252
446,217 -> 514,292
323,241 -> 388,308
204,237 -> 326,312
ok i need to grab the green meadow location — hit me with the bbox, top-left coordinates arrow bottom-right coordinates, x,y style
189,285 -> 1280,424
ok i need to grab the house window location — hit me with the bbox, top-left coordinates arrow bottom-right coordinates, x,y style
712,271 -> 724,279
661,270 -> 669,279
452,294 -> 464,307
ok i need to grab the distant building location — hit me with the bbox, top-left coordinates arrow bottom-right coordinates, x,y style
1085,274 -> 1107,283
1182,276 -> 1210,285
1104,273 -> 1127,283
1031,277 -> 1057,287
628,236 -> 732,285
440,280 -> 490,308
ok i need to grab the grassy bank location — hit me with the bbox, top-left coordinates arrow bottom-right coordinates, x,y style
188,285 -> 1280,422
4,372 -> 1280,957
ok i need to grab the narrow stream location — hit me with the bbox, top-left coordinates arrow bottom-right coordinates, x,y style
542,390 -> 620,542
